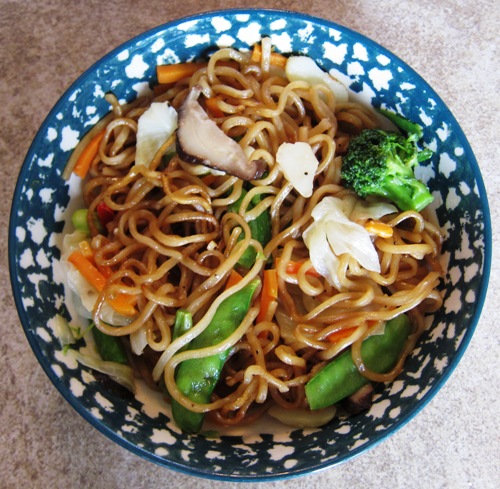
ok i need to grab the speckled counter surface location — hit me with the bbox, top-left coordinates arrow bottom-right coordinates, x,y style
1,1 -> 498,488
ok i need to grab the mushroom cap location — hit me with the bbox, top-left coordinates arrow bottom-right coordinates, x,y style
176,86 -> 265,181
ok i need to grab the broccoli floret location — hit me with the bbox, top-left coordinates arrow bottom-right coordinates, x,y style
341,127 -> 434,212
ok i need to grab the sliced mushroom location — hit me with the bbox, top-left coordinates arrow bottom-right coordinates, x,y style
341,383 -> 374,414
176,86 -> 265,181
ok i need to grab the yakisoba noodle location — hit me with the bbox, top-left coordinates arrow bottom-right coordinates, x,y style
68,38 -> 444,429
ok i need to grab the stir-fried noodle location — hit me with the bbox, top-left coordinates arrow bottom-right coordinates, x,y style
66,39 -> 444,428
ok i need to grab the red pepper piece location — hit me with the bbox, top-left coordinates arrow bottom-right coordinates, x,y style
96,201 -> 115,227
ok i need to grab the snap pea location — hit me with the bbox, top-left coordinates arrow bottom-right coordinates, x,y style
92,323 -> 128,365
160,310 -> 194,399
229,189 -> 271,268
305,314 -> 411,410
171,279 -> 260,433
172,309 -> 193,351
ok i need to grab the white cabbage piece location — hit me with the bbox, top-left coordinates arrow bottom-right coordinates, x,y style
66,268 -> 98,318
303,196 -> 387,289
135,101 -> 178,167
51,314 -> 77,348
350,198 -> 398,222
285,56 -> 349,103
61,230 -> 96,318
274,306 -> 308,348
61,230 -> 135,327
276,142 -> 319,198
130,325 -> 148,356
67,349 -> 136,393
65,269 -> 134,326
62,229 -> 88,256
303,214 -> 341,286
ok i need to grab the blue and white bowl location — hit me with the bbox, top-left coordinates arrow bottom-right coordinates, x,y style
9,9 -> 491,481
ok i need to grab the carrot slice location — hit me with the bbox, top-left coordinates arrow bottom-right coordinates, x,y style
283,260 -> 322,278
97,265 -> 113,280
326,326 -> 358,344
284,260 -> 303,274
251,43 -> 287,68
68,251 -> 107,290
156,62 -> 206,84
257,269 -> 278,323
364,220 -> 393,238
225,269 -> 244,290
73,129 -> 105,179
251,44 -> 261,63
205,97 -> 225,118
67,251 -> 136,316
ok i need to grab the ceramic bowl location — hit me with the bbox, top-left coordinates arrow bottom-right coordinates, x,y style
9,9 -> 491,481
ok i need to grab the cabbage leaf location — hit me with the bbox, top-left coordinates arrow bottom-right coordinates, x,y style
303,196 -> 395,289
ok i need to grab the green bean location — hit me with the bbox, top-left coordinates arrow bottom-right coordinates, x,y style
171,279 -> 260,433
305,314 -> 411,410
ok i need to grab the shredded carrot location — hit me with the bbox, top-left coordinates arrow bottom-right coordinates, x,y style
251,43 -> 287,68
225,269 -> 244,290
283,260 -> 322,278
364,220 -> 393,238
156,62 -> 206,84
62,114 -> 112,181
67,251 -> 136,316
257,269 -> 278,323
205,97 -> 225,118
73,129 -> 105,179
78,240 -> 112,278
68,251 -> 107,290
284,260 -> 304,274
326,326 -> 358,344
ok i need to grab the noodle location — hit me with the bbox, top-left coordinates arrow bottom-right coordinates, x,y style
66,39 -> 444,430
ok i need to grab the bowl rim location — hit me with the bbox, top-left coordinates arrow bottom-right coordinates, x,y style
8,7 -> 493,482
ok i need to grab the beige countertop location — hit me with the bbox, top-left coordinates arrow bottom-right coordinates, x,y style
1,1 -> 498,488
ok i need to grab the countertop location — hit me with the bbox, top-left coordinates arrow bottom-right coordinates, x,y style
1,1 -> 498,488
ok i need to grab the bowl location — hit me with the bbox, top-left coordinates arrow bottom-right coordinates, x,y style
9,8 -> 491,481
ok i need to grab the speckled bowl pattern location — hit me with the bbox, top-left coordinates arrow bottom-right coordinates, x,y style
9,9 -> 491,481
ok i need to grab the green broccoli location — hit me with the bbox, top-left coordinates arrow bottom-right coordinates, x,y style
341,114 -> 434,212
